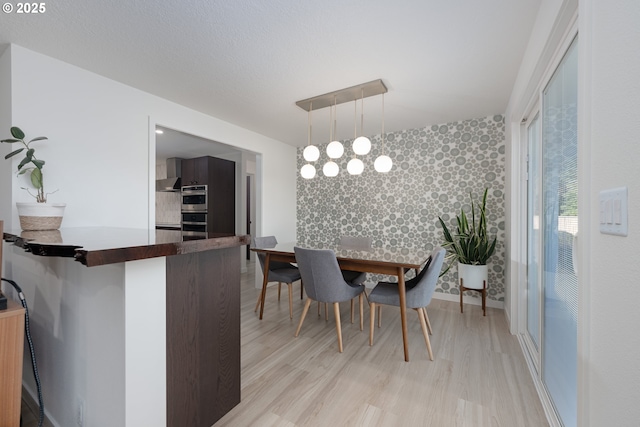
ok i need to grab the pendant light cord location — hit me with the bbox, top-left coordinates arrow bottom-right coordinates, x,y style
360,88 -> 365,137
307,101 -> 312,147
381,92 -> 386,154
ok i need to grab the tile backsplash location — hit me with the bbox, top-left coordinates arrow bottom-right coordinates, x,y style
155,162 -> 181,225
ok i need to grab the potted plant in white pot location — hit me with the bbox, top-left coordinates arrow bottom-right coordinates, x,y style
2,126 -> 66,231
438,188 -> 497,290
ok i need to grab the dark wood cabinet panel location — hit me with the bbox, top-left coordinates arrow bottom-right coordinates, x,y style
166,247 -> 241,427
208,157 -> 236,235
181,156 -> 236,234
181,156 -> 209,185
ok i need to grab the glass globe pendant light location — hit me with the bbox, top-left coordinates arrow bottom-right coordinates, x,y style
323,161 -> 339,177
300,163 -> 316,179
303,145 -> 319,162
374,93 -> 393,173
352,89 -> 371,155
347,158 -> 364,175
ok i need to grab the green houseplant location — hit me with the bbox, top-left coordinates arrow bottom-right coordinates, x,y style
438,188 -> 497,288
2,126 -> 65,230
2,126 -> 50,202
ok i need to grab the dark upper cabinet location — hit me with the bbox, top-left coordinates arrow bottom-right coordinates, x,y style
181,156 -> 210,185
181,156 -> 236,234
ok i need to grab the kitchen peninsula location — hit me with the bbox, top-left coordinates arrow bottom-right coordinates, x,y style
2,227 -> 249,427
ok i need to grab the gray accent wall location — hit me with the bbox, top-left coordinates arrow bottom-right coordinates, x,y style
297,114 -> 506,302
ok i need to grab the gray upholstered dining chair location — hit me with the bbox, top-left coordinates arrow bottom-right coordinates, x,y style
293,246 -> 366,353
331,235 -> 372,323
253,236 -> 302,319
368,247 -> 445,361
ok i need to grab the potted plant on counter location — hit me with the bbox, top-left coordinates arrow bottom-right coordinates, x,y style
2,126 -> 66,231
438,188 -> 497,290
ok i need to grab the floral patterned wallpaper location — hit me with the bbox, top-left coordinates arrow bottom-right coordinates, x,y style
296,115 -> 506,302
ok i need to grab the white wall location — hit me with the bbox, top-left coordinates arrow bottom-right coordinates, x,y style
582,0 -> 640,424
6,44 -> 296,241
0,46 -> 12,227
2,247 -> 127,427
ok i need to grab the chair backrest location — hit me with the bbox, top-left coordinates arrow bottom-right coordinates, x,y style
253,235 -> 278,249
405,247 -> 446,309
252,235 -> 294,272
294,246 -> 354,303
252,235 -> 278,270
339,235 -> 372,250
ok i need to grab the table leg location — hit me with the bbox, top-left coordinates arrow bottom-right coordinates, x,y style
397,266 -> 410,362
259,253 -> 271,320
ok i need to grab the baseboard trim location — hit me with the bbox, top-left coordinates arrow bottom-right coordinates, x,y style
22,385 -> 56,427
432,291 -> 504,309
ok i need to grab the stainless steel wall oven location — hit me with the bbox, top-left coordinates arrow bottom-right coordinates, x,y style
181,185 -> 208,237
181,185 -> 208,212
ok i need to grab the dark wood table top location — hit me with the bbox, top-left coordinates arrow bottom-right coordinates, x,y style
3,227 -> 250,267
251,241 -> 431,272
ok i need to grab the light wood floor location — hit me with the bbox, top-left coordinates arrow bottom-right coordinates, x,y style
21,261 -> 548,427
214,262 -> 549,427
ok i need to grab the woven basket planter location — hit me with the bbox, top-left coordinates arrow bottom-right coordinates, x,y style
16,202 -> 66,231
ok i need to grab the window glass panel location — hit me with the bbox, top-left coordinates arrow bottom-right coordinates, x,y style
542,36 -> 578,427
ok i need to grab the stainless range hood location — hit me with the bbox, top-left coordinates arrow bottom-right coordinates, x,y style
156,158 -> 183,192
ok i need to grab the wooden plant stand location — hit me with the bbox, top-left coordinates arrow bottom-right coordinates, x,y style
459,278 -> 487,316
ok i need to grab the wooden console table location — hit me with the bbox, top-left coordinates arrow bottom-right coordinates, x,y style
0,298 -> 25,427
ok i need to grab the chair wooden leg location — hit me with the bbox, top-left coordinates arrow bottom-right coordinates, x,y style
317,301 -> 321,316
334,302 -> 343,353
288,282 -> 293,319
350,299 -> 355,324
277,282 -> 282,301
254,291 -> 262,312
417,308 -> 434,361
424,307 -> 433,335
369,302 -> 376,345
359,294 -> 364,331
300,281 -> 304,299
482,280 -> 487,316
295,298 -> 313,337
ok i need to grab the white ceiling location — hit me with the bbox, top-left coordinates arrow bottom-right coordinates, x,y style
0,0 -> 540,150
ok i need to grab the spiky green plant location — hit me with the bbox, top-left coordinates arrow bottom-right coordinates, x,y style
1,126 -> 50,202
438,188 -> 497,275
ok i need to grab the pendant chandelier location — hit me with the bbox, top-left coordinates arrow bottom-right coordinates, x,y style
296,79 -> 390,178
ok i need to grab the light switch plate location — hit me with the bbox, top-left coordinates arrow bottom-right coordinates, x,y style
599,187 -> 628,236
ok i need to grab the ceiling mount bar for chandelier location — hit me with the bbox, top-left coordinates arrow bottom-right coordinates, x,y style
297,79 -> 390,178
295,79 -> 388,112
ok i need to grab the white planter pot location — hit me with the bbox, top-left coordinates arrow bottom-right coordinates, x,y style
458,263 -> 488,290
16,202 -> 66,231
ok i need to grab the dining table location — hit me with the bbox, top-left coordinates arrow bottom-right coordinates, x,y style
251,241 -> 431,362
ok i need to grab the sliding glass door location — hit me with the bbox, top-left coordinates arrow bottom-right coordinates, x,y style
541,36 -> 578,427
524,36 -> 578,427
